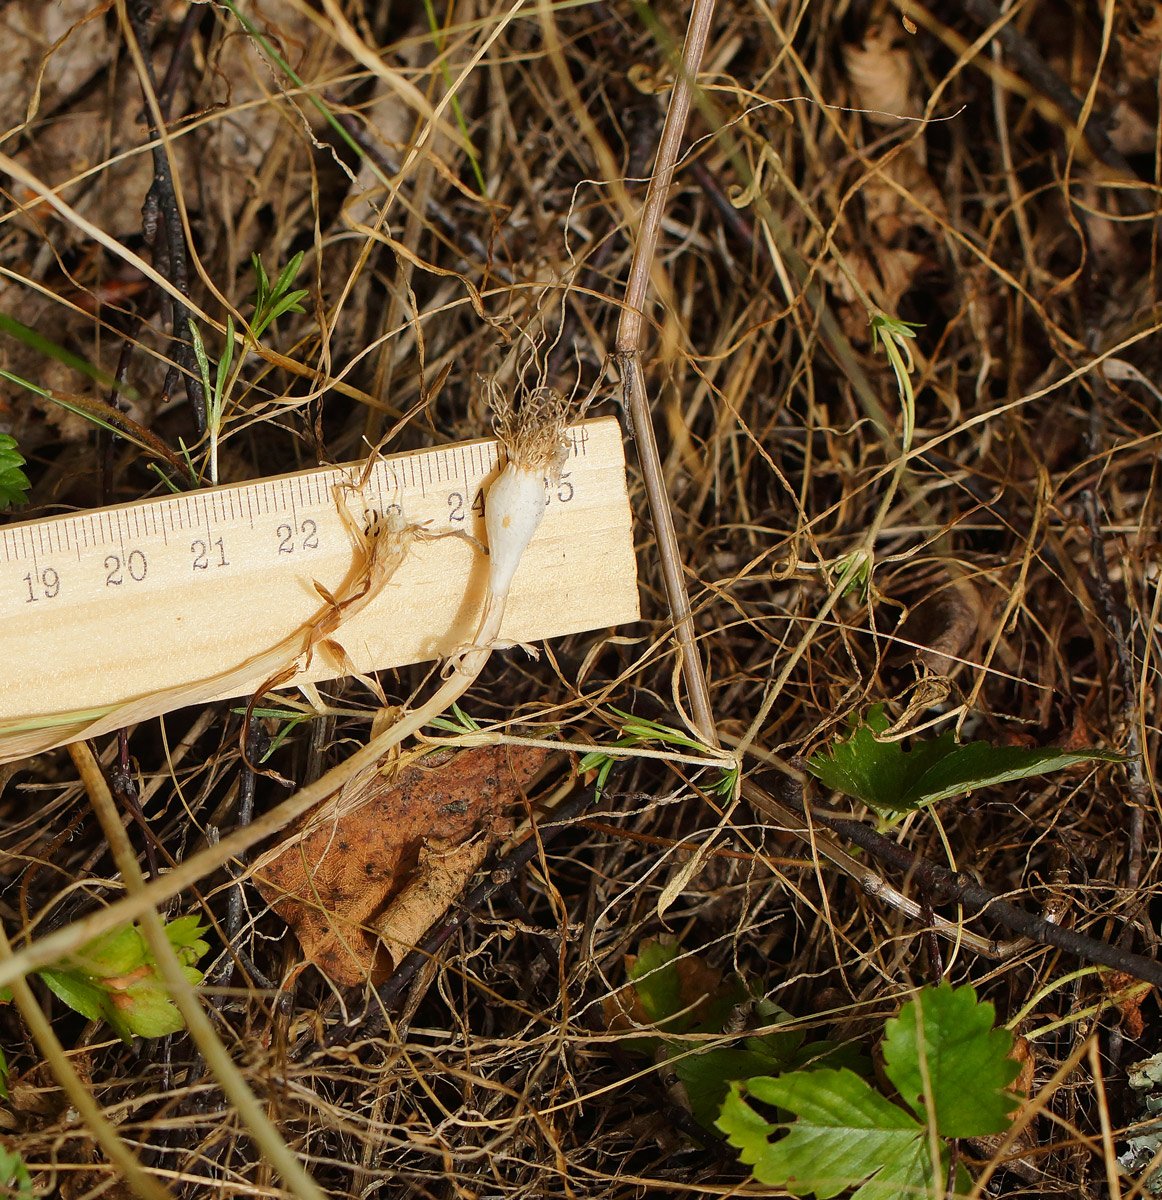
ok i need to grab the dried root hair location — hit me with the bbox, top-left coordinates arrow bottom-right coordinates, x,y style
484,379 -> 572,478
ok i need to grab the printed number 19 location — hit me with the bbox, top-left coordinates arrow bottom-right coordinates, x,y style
24,567 -> 60,602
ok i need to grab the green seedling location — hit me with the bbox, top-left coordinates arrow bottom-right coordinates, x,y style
579,707 -> 738,799
807,704 -> 1129,819
0,437 -> 29,512
230,704 -> 314,760
1,915 -> 208,1043
426,702 -> 483,735
192,252 -> 307,485
718,982 -> 1022,1199
610,939 -> 864,1129
869,311 -> 922,451
248,251 -> 309,340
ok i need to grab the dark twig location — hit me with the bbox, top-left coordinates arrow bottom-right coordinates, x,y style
961,0 -> 1128,174
812,807 -> 1162,988
109,732 -> 160,882
155,2 -> 203,122
333,778 -> 603,1042
207,719 -> 268,992
126,2 -> 206,432
1082,490 -> 1149,894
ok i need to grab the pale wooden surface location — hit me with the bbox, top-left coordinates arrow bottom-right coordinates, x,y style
0,417 -> 638,723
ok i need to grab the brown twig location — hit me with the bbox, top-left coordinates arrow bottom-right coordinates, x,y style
614,0 -> 719,745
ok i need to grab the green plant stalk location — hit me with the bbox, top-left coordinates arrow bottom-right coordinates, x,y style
218,0 -> 381,182
0,311 -> 129,396
0,923 -> 172,1200
421,0 -> 487,195
71,742 -> 329,1200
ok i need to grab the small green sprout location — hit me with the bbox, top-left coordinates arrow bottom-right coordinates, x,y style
426,702 -> 483,735
869,311 -> 922,450
192,252 -> 308,484
1,916 -> 209,1043
579,707 -> 738,799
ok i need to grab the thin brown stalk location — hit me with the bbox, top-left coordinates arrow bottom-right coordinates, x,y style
614,0 -> 719,745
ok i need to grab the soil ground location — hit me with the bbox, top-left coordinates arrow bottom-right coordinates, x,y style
1,1 -> 1161,1197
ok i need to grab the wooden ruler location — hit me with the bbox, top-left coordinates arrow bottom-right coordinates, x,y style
0,416 -> 638,734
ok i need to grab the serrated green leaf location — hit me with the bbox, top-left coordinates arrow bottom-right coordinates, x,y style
0,435 -> 29,511
38,969 -> 108,1024
35,917 -> 208,1042
718,1068 -> 940,1200
627,940 -> 748,1036
883,982 -> 1021,1137
806,705 -> 1129,816
73,924 -> 149,978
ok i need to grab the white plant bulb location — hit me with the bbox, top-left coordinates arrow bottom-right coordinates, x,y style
485,463 -> 547,599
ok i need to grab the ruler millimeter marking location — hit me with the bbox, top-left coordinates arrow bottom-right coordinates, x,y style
0,417 -> 638,726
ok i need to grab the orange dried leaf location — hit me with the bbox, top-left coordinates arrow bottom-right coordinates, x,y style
253,744 -> 550,985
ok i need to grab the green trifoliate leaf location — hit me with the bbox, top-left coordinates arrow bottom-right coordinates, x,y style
806,705 -> 1129,817
717,1068 -> 941,1200
882,982 -> 1021,1137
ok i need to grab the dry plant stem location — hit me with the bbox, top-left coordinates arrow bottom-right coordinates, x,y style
814,805 -> 1162,987
0,924 -> 171,1200
741,780 -> 1007,959
614,0 -> 719,745
69,741 -> 330,1200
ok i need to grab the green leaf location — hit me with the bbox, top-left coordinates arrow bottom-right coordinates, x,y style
189,322 -> 213,406
272,250 -> 304,302
806,705 -> 1129,817
882,982 -> 1021,1137
0,1144 -> 33,1198
0,436 -> 29,511
214,315 -> 235,411
250,252 -> 271,314
717,1068 -> 939,1200
36,917 -> 209,1042
0,309 -> 128,395
626,941 -> 748,1037
616,941 -> 864,1130
38,968 -> 109,1024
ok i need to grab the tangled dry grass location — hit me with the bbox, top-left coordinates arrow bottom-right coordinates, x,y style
1,0 -> 1161,1196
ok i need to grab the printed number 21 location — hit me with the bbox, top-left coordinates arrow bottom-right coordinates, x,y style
191,537 -> 229,570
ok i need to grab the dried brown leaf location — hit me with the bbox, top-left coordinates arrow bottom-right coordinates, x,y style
253,744 -> 550,986
843,25 -> 918,126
